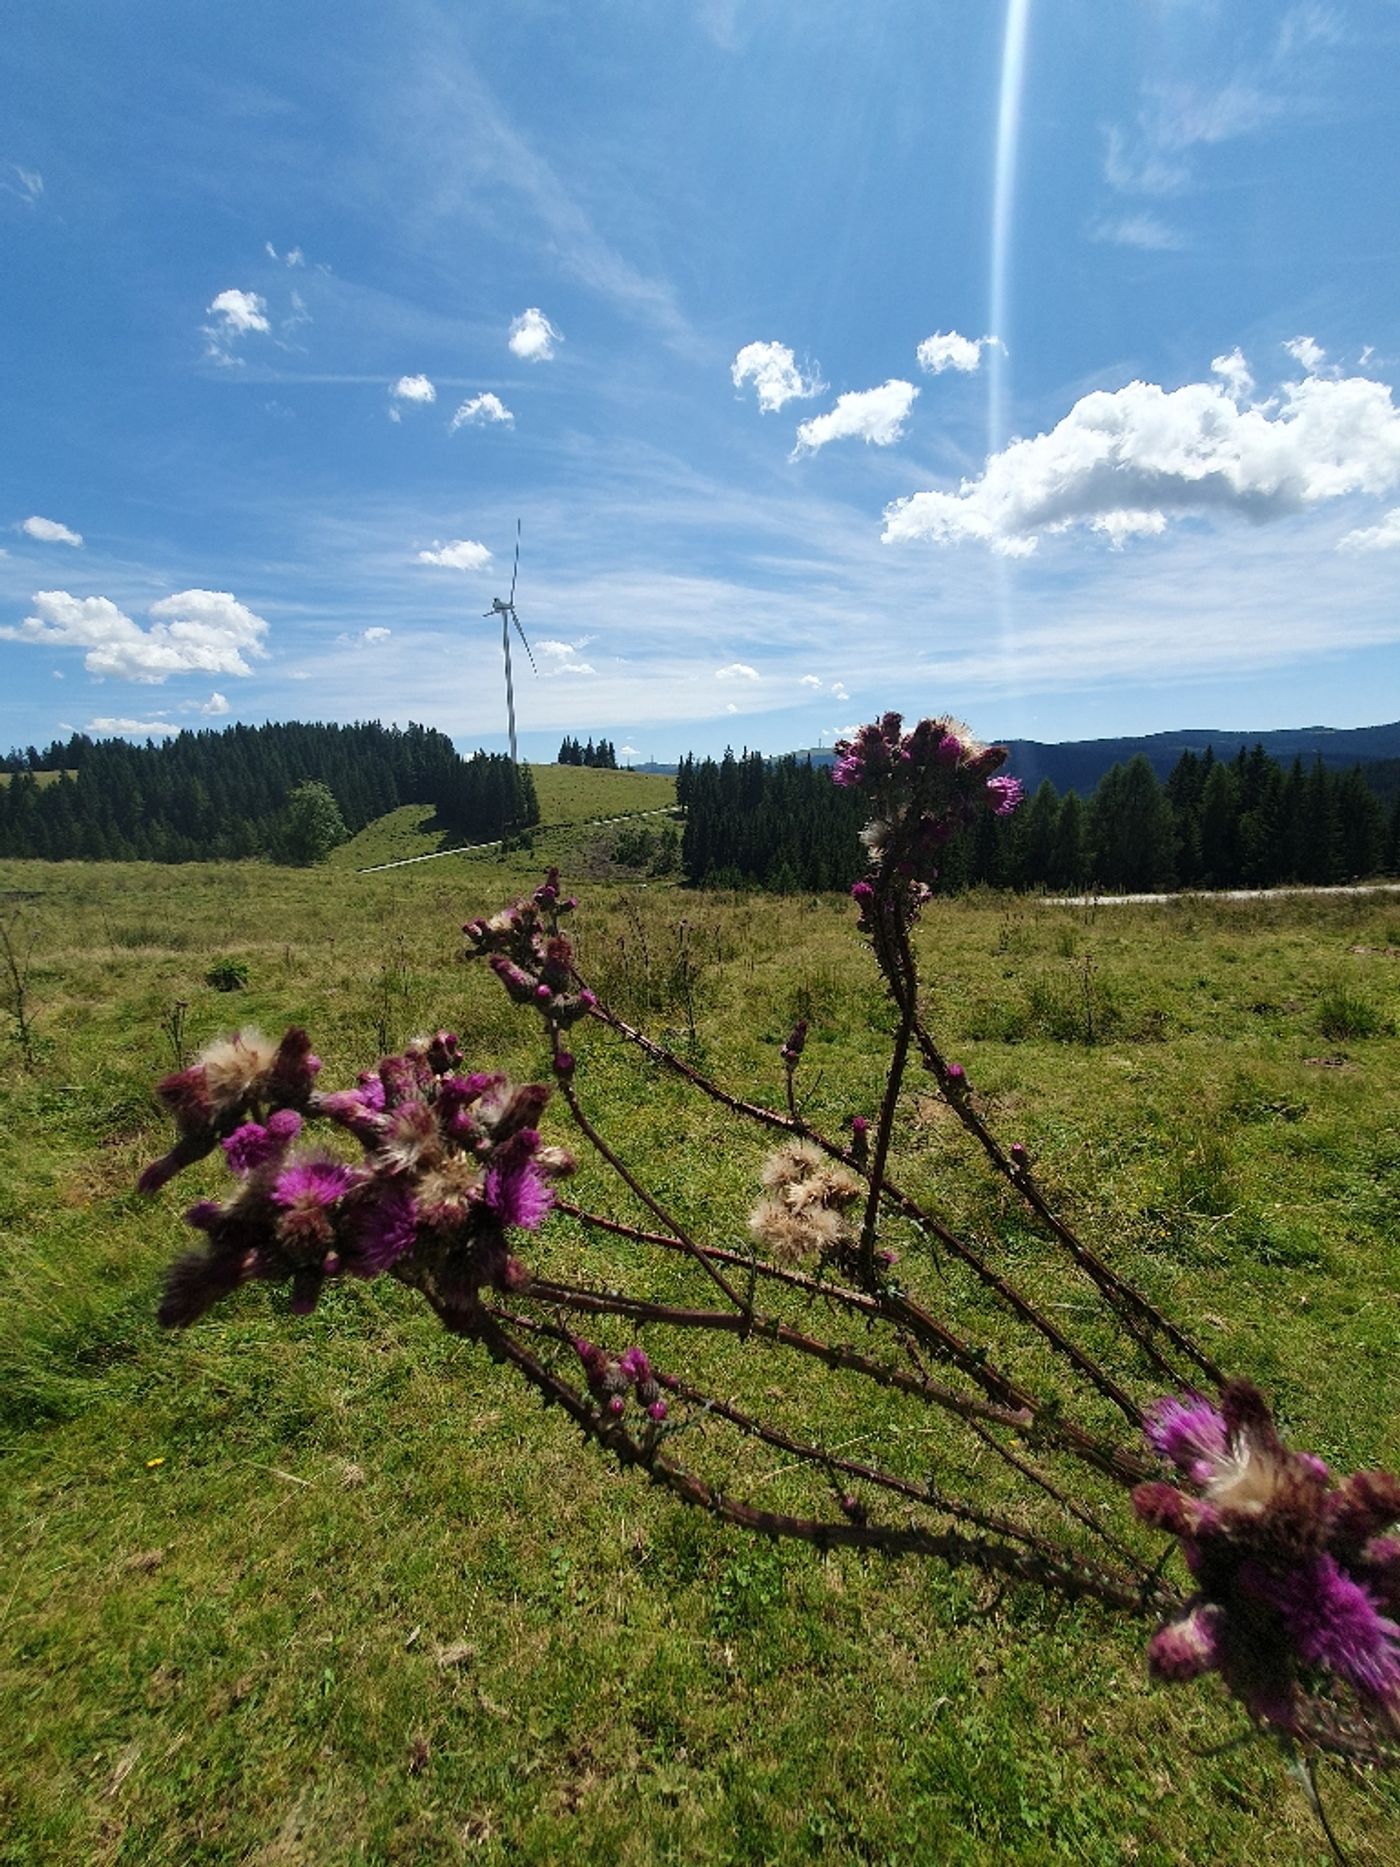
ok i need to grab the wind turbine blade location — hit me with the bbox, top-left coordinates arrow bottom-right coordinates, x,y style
507,518 -> 521,608
512,609 -> 537,674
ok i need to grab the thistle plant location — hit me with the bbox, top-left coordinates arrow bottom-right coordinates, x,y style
139,711 -> 1400,1811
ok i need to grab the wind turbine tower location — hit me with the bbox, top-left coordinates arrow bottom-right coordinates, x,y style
485,519 -> 536,766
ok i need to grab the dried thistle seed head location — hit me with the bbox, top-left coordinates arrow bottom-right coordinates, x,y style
376,1098 -> 443,1175
415,1157 -> 485,1231
759,1138 -> 826,1191
748,1195 -> 847,1264
806,1163 -> 863,1210
748,1196 -> 814,1264
197,1029 -> 280,1111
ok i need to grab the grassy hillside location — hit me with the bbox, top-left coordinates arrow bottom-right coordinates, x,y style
329,765 -> 678,873
1,854 -> 1398,1863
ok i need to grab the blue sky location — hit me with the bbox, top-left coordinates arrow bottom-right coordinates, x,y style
3,0 -> 1399,764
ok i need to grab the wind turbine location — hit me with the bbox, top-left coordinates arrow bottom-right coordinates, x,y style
485,519 -> 536,767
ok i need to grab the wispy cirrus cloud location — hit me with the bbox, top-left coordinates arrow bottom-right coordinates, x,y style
1087,212 -> 1185,252
3,164 -> 43,205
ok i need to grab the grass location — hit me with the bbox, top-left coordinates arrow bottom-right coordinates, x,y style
1,835 -> 1399,1863
329,767 -> 677,874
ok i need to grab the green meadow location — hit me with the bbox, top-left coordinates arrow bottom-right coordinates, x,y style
2,791 -> 1399,1864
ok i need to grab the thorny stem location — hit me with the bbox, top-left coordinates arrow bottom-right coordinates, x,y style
523,1274 -> 1149,1484
506,1306 -> 1160,1593
581,992 -> 1150,1433
859,977 -> 916,1289
468,1307 -> 1165,1614
552,1069 -> 751,1318
908,1009 -> 1222,1391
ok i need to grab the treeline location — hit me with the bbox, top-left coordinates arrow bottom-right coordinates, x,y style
677,751 -> 866,891
675,744 -> 1400,894
0,721 -> 537,862
556,735 -> 619,768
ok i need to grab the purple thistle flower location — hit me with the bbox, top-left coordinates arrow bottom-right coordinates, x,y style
850,1114 -> 870,1166
489,955 -> 540,1005
986,775 -> 1025,816
484,1158 -> 554,1231
1147,1604 -> 1224,1682
272,1157 -> 358,1210
1144,1394 -> 1230,1486
345,1181 -> 418,1274
619,1346 -> 652,1383
1255,1554 -> 1400,1703
223,1109 -> 304,1176
830,754 -> 863,788
647,1400 -> 668,1423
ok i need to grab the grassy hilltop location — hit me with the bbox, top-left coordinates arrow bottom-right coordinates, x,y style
2,780 -> 1399,1864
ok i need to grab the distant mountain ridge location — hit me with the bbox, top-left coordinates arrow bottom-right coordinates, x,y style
792,720 -> 1400,799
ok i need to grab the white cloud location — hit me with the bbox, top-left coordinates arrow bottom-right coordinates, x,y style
799,672 -> 849,701
535,639 -> 595,676
1339,507 -> 1400,553
619,743 -> 638,759
725,702 -> 738,714
716,662 -> 759,681
1284,334 -> 1326,374
285,247 -> 305,268
203,288 -> 273,366
1276,4 -> 1345,58
1087,213 -> 1184,251
199,691 -> 230,715
392,373 -> 437,404
731,340 -> 825,412
883,365 -> 1400,556
85,716 -> 180,737
3,165 -> 43,204
21,515 -> 83,547
792,380 -> 919,458
1103,126 -> 1189,198
916,331 -> 999,375
1,588 -> 271,682
508,307 -> 561,362
1090,510 -> 1169,548
449,392 -> 515,432
1104,80 -> 1290,203
416,539 -> 492,571
362,626 -> 392,643
206,289 -> 270,336
1211,348 -> 1254,401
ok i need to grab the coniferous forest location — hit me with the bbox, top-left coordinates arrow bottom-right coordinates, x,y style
0,721 -> 537,862
556,735 -> 619,768
677,744 -> 1400,893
